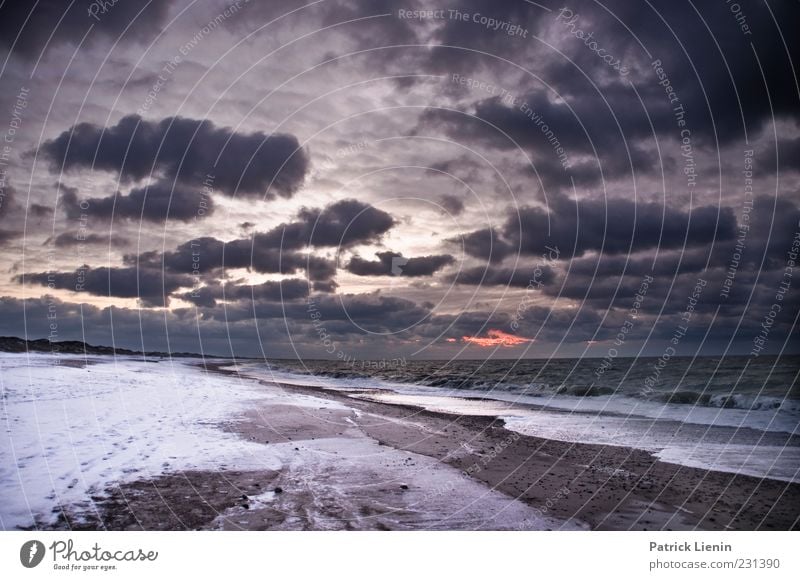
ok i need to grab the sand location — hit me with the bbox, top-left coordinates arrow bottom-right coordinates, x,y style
44,362 -> 799,531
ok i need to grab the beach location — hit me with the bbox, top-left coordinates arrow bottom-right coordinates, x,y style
1,353 -> 797,531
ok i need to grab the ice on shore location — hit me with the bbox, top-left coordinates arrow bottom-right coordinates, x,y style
0,353 -> 577,531
0,353 -> 285,529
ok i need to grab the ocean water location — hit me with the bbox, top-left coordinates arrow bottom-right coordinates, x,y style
234,355 -> 800,482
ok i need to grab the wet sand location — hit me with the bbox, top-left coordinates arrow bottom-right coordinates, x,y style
48,362 -> 800,531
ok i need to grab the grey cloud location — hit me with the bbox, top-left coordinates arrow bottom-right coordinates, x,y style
458,198 -> 737,262
346,251 -> 455,277
20,266 -> 194,307
181,278 -> 309,308
61,181 -> 213,223
0,0 -> 174,60
39,115 -> 309,199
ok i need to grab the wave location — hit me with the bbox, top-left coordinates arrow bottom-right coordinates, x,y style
261,360 -> 799,412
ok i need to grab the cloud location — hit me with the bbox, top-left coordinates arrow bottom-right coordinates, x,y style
0,229 -> 16,246
125,199 -> 394,286
457,198 -> 737,261
181,278 -> 309,308
278,199 -> 396,249
132,236 -> 337,282
60,181 -> 213,223
439,194 -> 465,215
450,264 -> 555,288
0,0 -> 174,60
461,328 -> 533,347
0,184 -> 15,220
39,115 -> 309,198
449,227 -> 512,264
20,266 -> 194,307
49,232 -> 129,248
346,251 -> 454,277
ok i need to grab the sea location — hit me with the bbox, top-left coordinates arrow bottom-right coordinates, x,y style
234,355 -> 800,483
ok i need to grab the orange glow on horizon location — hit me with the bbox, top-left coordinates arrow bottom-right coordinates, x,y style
462,329 -> 533,347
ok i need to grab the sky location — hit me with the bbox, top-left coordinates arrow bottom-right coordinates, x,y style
0,0 -> 798,359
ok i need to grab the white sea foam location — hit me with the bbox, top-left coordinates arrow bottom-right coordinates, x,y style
236,363 -> 800,483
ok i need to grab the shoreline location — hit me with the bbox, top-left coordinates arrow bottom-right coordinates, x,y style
37,359 -> 800,531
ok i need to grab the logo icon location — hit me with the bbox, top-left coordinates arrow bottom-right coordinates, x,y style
390,256 -> 408,276
20,540 -> 45,568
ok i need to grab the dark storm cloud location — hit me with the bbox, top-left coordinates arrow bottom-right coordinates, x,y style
457,198 -> 737,261
0,184 -> 15,220
39,115 -> 309,198
416,93 -> 656,184
19,266 -> 194,307
539,196 -> 800,317
308,292 -> 434,332
450,227 -> 512,264
61,181 -> 213,223
49,232 -> 129,248
138,199 -> 394,271
126,199 -> 394,284
583,0 -> 800,143
569,196 -> 800,292
0,229 -> 15,245
760,138 -> 800,175
522,0 -> 800,148
323,0 -> 423,49
181,278 -> 309,308
406,0 -> 800,192
131,236 -> 336,282
194,290 -> 435,331
312,279 -> 339,293
346,251 -> 455,277
438,194 -> 465,215
399,0 -> 552,76
0,0 -> 173,59
0,295 -> 258,356
279,199 -> 396,249
450,264 -> 555,288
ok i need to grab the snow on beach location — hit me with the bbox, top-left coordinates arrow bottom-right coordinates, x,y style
0,353 -> 577,530
0,352 -> 286,529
